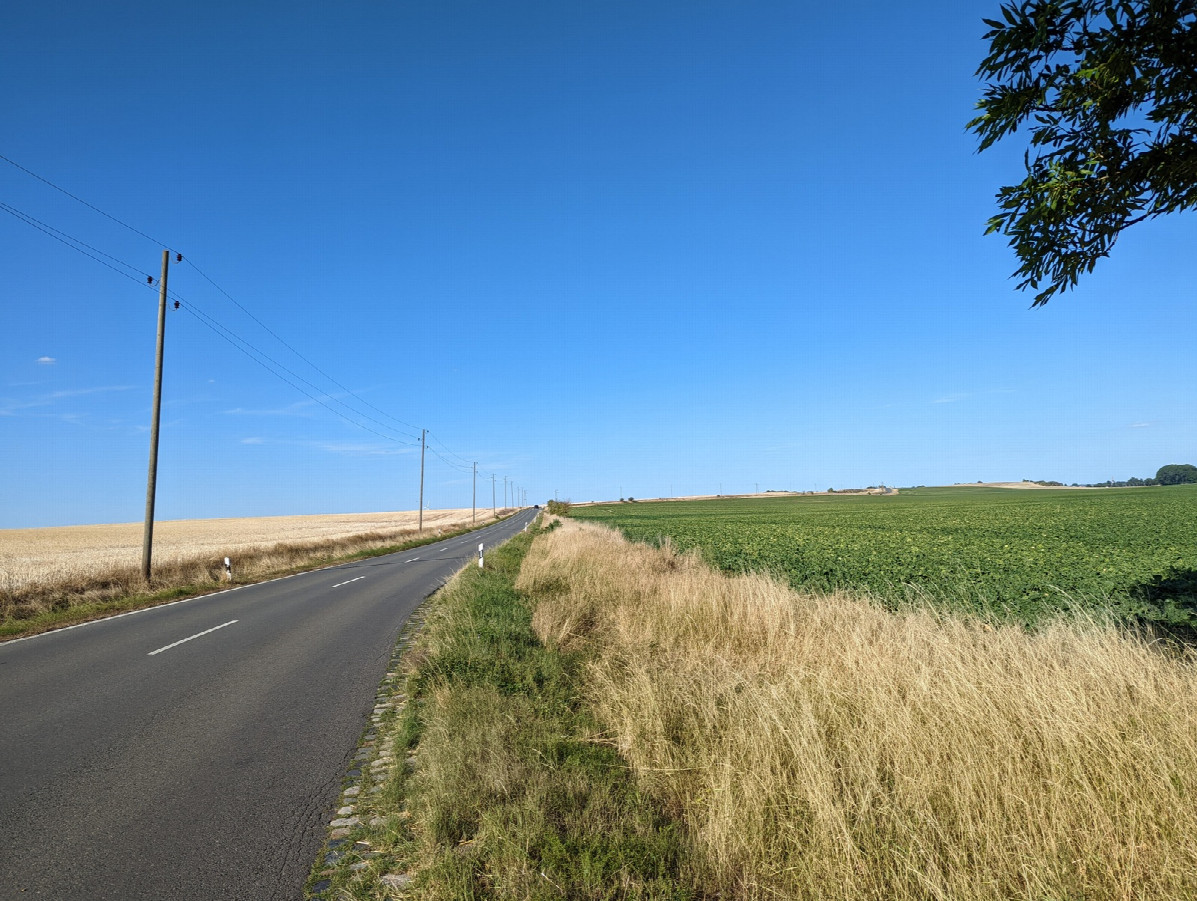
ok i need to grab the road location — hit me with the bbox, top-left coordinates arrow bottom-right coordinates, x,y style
0,509 -> 538,900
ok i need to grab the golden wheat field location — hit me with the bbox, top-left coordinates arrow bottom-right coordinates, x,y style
1,508 -> 497,599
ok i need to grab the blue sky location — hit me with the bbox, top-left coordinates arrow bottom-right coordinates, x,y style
3,1 -> 1194,527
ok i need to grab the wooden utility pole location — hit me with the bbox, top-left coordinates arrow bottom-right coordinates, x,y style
141,250 -> 170,581
472,462 -> 477,524
418,428 -> 426,533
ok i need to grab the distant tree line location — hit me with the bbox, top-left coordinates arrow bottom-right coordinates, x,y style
1036,464 -> 1197,488
1156,464 -> 1197,485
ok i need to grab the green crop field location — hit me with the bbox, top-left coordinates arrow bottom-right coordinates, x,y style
570,486 -> 1197,628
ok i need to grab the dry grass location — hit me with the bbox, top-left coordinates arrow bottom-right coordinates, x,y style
517,518 -> 1197,900
1,508 -> 513,625
308,529 -> 697,900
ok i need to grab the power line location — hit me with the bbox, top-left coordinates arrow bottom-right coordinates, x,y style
1,200 -> 418,444
2,154 -> 502,478
3,155 -> 420,439
182,258 -> 423,440
176,298 -> 420,446
4,154 -> 420,438
427,432 -> 476,470
0,201 -> 155,285
0,151 -> 166,247
426,443 -> 474,474
427,434 -> 509,487
182,295 -> 422,443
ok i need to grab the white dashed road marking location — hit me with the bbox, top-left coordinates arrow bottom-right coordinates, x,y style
148,620 -> 239,656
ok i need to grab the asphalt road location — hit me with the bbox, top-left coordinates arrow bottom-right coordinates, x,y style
0,509 -> 538,900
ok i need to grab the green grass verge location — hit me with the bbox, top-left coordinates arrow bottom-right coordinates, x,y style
308,526 -> 699,900
1,517 -> 514,642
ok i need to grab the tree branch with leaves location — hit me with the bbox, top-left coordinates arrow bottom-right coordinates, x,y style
971,0 -> 1197,305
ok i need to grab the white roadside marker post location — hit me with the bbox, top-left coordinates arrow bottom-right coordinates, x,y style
224,556 -> 232,582
478,542 -> 485,569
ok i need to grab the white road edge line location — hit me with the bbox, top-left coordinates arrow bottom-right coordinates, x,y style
148,620 -> 239,656
1,574 -> 286,646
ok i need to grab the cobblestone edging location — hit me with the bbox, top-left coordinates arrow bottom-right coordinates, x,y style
306,607 -> 428,899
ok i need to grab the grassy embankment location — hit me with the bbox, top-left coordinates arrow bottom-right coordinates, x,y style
308,525 -> 698,899
516,517 -> 1197,900
0,512 -> 515,640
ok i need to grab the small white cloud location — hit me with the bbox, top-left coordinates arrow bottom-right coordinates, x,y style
36,356 -> 56,365
223,400 -> 317,417
1129,422 -> 1152,429
50,385 -> 132,400
241,437 -> 265,445
315,441 -> 410,457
